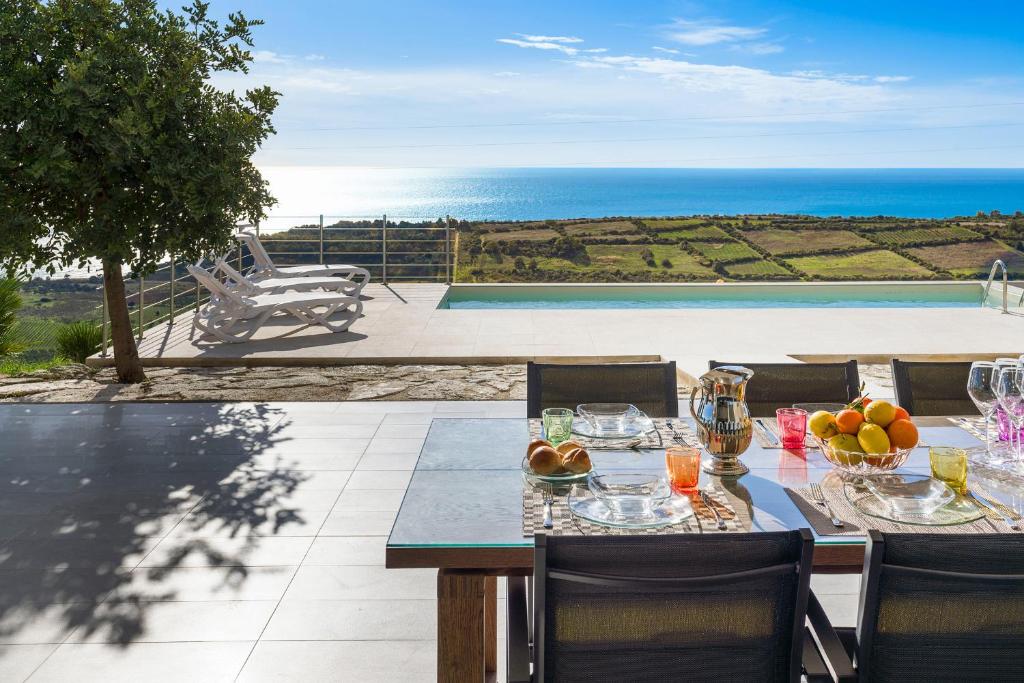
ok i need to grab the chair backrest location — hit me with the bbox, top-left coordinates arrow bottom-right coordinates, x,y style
187,264 -> 247,307
708,360 -> 860,417
856,531 -> 1024,682
213,258 -> 259,295
526,361 -> 678,418
534,530 -> 814,683
890,359 -> 979,416
235,231 -> 276,273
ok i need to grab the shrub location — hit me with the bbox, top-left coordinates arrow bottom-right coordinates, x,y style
661,258 -> 672,268
56,321 -> 103,364
0,278 -> 24,356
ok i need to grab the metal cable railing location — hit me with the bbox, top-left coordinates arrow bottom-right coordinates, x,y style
97,214 -> 457,354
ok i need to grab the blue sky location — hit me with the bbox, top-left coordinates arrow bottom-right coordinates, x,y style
191,0 -> 1024,167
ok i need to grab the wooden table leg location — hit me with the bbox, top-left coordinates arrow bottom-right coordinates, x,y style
485,576 -> 497,674
438,569 -> 486,682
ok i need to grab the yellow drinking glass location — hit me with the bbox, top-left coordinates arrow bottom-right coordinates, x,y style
929,446 -> 968,495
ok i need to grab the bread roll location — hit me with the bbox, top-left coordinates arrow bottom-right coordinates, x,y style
529,445 -> 563,475
526,438 -> 552,459
555,440 -> 583,456
561,447 -> 592,474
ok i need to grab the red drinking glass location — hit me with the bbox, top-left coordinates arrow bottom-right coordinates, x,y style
776,408 -> 808,450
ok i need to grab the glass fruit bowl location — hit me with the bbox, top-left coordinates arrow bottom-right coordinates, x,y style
814,437 -> 914,474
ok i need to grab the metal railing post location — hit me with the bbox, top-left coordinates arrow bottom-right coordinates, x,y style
445,215 -> 452,284
319,214 -> 325,265
169,257 -> 176,324
136,275 -> 144,341
382,212 -> 388,284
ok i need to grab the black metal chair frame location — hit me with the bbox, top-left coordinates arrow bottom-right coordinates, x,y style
511,529 -> 840,683
890,358 -> 979,416
525,361 -> 679,418
814,530 -> 1024,682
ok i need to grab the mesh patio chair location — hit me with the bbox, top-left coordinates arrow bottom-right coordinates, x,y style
508,530 -> 832,683
708,360 -> 860,417
814,530 -> 1024,682
890,359 -> 979,416
526,361 -> 678,418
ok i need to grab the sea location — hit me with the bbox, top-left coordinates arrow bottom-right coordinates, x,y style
258,167 -> 1024,227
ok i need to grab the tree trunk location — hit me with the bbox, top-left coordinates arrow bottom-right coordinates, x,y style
103,258 -> 147,384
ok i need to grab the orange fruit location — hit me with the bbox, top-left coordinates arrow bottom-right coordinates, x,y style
893,406 -> 910,422
835,409 -> 865,435
886,419 -> 919,449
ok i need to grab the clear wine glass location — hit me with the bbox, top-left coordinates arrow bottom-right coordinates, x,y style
967,361 -> 1000,458
994,367 -> 1024,463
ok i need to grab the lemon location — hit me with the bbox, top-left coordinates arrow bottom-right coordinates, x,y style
864,400 -> 897,428
809,410 -> 839,439
857,423 -> 891,454
827,433 -> 864,466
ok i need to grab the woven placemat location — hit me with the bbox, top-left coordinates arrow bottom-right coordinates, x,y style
528,417 -> 699,451
786,483 -> 1019,536
523,482 -> 745,536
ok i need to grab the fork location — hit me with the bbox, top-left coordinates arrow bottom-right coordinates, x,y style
699,490 -> 728,531
809,483 -> 844,528
542,487 -> 554,529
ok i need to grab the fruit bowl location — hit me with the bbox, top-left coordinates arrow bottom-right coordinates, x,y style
814,437 -> 914,474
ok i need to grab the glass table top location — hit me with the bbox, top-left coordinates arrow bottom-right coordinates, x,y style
388,417 -> 986,551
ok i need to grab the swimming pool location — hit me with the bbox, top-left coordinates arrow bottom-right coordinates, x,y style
440,282 -> 1006,309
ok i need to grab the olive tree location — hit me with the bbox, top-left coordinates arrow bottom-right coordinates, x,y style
0,0 -> 278,382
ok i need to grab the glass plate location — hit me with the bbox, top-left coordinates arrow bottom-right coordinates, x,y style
568,487 -> 694,528
844,482 -> 984,526
572,415 -> 653,439
861,474 -> 954,515
521,457 -> 591,487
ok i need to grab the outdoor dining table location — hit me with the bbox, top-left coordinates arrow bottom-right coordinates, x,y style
385,416 -> 986,682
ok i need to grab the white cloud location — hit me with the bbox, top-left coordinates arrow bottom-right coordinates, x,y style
875,75 -> 912,83
304,54 -> 326,62
497,38 -> 582,56
253,50 -> 288,64
652,46 -> 680,55
493,71 -> 521,77
736,42 -> 785,55
516,34 -> 583,44
666,19 -> 766,46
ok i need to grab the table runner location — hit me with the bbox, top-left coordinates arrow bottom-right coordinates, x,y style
528,417 -> 699,451
786,483 -> 1019,536
523,482 -> 746,536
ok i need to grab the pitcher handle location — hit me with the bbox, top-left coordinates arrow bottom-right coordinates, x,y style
688,386 -> 701,421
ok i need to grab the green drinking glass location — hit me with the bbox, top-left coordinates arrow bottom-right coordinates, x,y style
542,408 -> 575,446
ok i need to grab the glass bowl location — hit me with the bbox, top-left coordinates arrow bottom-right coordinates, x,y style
861,473 -> 955,515
521,456 -> 591,487
587,472 -> 670,519
814,437 -> 914,474
576,403 -> 639,434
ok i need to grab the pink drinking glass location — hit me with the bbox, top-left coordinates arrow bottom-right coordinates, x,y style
776,408 -> 808,450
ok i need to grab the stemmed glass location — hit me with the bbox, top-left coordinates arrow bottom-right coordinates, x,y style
967,361 -> 1000,460
994,366 -> 1024,465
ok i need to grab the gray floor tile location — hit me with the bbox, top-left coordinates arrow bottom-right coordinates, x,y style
344,469 -> 413,490
363,438 -> 426,455
65,600 -> 277,643
283,565 -> 435,601
303,537 -> 385,566
373,423 -> 431,439
0,644 -> 59,682
28,641 -> 255,683
355,451 -> 421,471
816,592 -> 859,627
319,509 -> 396,536
811,573 -> 861,595
0,604 -> 82,645
115,565 -> 298,602
262,598 -> 435,640
237,640 -> 435,683
332,489 -> 406,513
139,536 -> 314,568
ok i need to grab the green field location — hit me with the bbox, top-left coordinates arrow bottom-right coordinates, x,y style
690,241 -> 762,263
786,250 -> 936,279
907,240 -> 1024,277
723,260 -> 793,278
588,244 -> 716,277
655,225 -> 734,241
869,226 -> 984,246
563,220 -> 637,237
742,229 -> 874,255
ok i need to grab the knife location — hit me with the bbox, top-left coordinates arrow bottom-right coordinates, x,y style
755,419 -> 779,446
968,490 -> 1021,531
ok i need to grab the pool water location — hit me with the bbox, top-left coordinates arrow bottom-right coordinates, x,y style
440,283 -> 990,309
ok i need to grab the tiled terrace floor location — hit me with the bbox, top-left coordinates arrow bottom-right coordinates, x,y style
0,401 -> 859,682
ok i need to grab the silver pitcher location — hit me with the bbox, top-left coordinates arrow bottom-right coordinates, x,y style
689,365 -> 754,476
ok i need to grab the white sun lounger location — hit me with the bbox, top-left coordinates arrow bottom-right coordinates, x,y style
213,258 -> 361,297
235,231 -> 371,288
188,264 -> 363,343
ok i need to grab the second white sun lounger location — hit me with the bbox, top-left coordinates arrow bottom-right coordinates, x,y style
188,264 -> 363,343
236,231 -> 371,288
213,258 -> 361,297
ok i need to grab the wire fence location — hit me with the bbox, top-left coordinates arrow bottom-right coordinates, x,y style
97,214 -> 457,355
